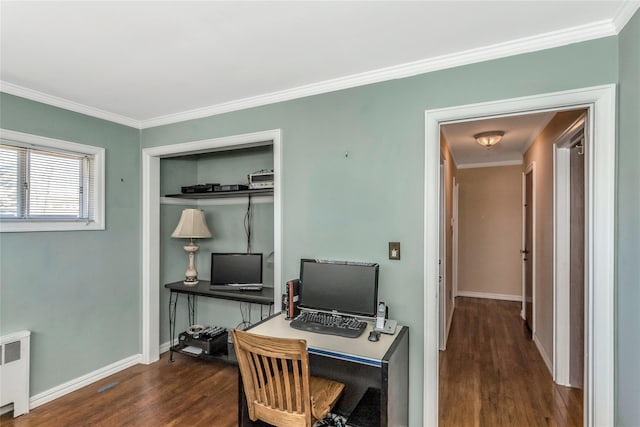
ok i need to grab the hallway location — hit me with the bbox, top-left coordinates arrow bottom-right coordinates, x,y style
439,297 -> 583,427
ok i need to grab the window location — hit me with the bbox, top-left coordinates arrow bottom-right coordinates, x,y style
0,129 -> 105,232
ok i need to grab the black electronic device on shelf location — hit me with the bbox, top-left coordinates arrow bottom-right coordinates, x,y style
213,184 -> 249,192
181,183 -> 219,193
177,326 -> 228,356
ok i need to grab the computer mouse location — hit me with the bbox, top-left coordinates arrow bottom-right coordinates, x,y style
368,330 -> 380,342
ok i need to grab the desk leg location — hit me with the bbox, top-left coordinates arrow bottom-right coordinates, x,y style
238,370 -> 253,426
168,292 -> 179,363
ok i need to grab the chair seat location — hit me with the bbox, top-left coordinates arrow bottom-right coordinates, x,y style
308,375 -> 345,421
255,372 -> 344,424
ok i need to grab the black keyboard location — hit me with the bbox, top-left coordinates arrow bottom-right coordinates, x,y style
289,311 -> 367,338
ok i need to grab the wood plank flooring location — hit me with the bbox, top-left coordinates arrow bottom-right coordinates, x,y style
2,298 -> 583,426
0,352 -> 238,427
439,297 -> 583,427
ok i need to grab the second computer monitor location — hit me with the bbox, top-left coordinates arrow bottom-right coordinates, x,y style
210,253 -> 263,285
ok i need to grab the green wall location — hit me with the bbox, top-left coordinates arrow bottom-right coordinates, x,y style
616,10 -> 640,426
0,93 -> 141,395
141,37 -> 618,425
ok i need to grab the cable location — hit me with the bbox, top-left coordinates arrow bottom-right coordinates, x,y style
236,302 -> 252,330
244,195 -> 253,253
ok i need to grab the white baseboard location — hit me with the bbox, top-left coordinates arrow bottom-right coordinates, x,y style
456,290 -> 522,302
533,334 -> 553,375
28,354 -> 142,410
159,338 -> 179,355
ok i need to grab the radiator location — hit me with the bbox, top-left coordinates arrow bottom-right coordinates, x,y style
0,331 -> 30,417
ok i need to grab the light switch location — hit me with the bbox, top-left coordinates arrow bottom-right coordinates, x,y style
389,242 -> 400,260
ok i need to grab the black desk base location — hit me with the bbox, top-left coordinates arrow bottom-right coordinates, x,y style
164,281 -> 274,363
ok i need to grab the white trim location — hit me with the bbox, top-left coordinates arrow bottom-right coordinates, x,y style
159,339 -> 178,355
554,146 -> 572,386
141,153 -> 160,364
141,129 -> 283,365
438,162 -> 447,351
29,354 -> 142,409
4,14 -> 628,130
534,333 -> 553,375
0,82 -> 139,129
612,1 -> 640,33
0,128 -> 105,233
553,114 -> 585,388
424,84 -> 616,427
456,159 -> 523,169
139,20 -> 620,128
159,195 -> 274,206
456,291 -> 522,302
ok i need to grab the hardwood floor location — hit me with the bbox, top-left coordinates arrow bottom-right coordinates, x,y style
0,352 -> 238,427
439,297 -> 583,427
2,299 -> 583,427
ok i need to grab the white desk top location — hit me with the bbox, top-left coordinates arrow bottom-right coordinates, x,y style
248,313 -> 402,367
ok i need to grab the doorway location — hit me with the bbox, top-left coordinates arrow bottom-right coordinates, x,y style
424,85 -> 616,427
141,129 -> 283,364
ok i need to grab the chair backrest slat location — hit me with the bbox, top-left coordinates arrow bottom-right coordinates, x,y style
272,358 -> 285,409
252,352 -> 268,403
293,359 -> 303,413
282,358 -> 293,411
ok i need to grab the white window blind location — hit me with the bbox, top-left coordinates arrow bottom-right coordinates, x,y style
1,142 -> 95,221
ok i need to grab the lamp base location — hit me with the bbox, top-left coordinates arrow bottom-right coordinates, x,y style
183,242 -> 200,287
183,277 -> 199,287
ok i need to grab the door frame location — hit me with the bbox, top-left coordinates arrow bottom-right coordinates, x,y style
553,114 -> 587,387
451,178 -> 458,308
424,85 -> 615,427
438,160 -> 447,350
140,129 -> 283,364
522,162 -> 537,338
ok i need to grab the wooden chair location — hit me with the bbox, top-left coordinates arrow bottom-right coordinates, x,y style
232,329 -> 345,427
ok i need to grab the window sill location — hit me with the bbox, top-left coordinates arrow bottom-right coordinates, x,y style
0,221 -> 105,233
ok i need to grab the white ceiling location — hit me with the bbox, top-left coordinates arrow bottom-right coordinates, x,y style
1,1 -> 637,128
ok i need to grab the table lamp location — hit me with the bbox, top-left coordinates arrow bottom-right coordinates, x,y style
171,208 -> 212,286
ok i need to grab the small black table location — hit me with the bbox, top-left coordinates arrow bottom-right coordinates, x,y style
164,280 -> 275,362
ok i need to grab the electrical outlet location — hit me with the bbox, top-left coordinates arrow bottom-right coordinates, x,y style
389,242 -> 400,260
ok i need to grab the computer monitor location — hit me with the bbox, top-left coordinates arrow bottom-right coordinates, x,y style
298,259 -> 379,317
210,253 -> 263,285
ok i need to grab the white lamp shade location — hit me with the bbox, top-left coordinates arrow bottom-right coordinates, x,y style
171,209 -> 212,239
474,131 -> 504,147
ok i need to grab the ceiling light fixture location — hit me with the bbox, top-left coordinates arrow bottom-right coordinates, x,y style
474,131 -> 505,148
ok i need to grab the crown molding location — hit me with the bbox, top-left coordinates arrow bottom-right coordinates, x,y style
0,81 -> 141,129
2,15 -> 626,130
612,1 -> 640,33
457,159 -> 523,169
140,18 -> 620,129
